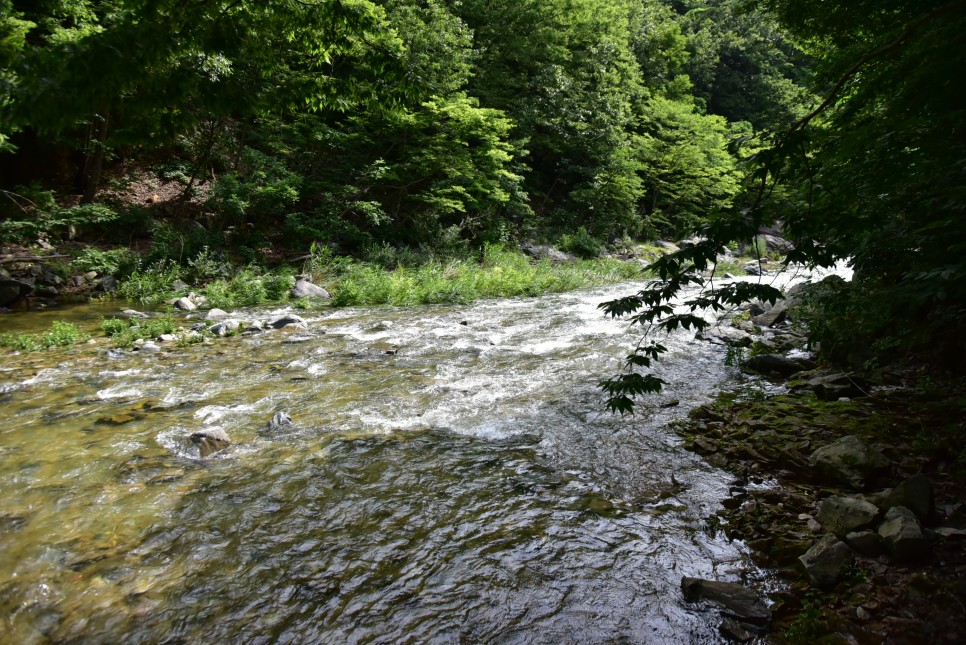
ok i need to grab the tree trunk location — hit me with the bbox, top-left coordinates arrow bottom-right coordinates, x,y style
81,109 -> 110,204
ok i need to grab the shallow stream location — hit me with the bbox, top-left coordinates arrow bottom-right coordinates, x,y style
0,281 -> 775,643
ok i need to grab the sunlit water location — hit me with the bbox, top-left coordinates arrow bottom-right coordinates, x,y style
0,273 -> 839,643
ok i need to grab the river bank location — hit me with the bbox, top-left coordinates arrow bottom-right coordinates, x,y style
678,343 -> 966,641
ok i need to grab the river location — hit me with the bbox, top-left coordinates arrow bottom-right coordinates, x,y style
1,280 -> 777,643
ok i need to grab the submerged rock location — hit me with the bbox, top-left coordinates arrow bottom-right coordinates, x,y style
809,435 -> 890,489
800,533 -> 853,588
680,577 -> 771,625
190,428 -> 231,458
268,313 -> 307,330
266,411 -> 295,433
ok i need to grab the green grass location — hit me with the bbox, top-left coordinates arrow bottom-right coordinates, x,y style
102,315 -> 179,347
110,242 -> 644,311
325,244 -> 645,307
0,321 -> 87,351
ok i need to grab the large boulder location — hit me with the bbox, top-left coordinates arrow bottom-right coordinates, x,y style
190,428 -> 231,458
0,278 -> 32,307
520,241 -> 574,264
844,530 -> 885,558
680,577 -> 771,625
816,496 -> 880,537
268,313 -> 307,330
809,435 -> 890,489
799,534 -> 854,588
870,474 -> 934,520
291,279 -> 331,300
173,297 -> 197,312
209,319 -> 240,337
741,353 -> 809,377
752,300 -> 788,327
808,373 -> 868,401
878,506 -> 930,562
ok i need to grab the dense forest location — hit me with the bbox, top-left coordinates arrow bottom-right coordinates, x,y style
1,0 -> 965,378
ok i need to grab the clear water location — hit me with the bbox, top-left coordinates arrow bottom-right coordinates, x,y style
0,282 -> 767,644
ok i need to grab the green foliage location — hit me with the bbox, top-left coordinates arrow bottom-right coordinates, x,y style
117,260 -> 184,305
0,320 -> 85,351
0,186 -> 118,242
102,315 -> 178,348
71,247 -> 139,278
724,344 -> 745,367
558,227 -> 603,259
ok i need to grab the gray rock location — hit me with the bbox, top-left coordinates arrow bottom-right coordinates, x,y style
122,309 -> 149,319
759,233 -> 794,253
291,279 -> 330,300
878,506 -> 930,561
809,435 -> 890,489
190,428 -> 231,458
654,240 -> 679,252
159,334 -> 178,343
206,308 -> 230,321
520,241 -> 575,263
799,534 -> 854,588
719,619 -> 760,642
680,577 -> 771,625
741,353 -> 808,377
752,301 -> 787,327
0,278 -> 33,306
808,373 -> 868,401
247,320 -> 265,333
70,274 -> 86,287
171,279 -> 190,293
173,297 -> 197,311
747,302 -> 766,317
845,530 -> 885,558
266,411 -> 294,433
96,276 -> 118,292
816,496 -> 880,537
696,326 -> 754,347
870,474 -> 933,520
268,314 -> 307,330
138,341 -> 161,353
209,320 -> 240,337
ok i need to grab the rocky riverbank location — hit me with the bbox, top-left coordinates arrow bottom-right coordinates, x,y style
678,284 -> 966,642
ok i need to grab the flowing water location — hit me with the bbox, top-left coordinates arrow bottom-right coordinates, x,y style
0,281 -> 780,644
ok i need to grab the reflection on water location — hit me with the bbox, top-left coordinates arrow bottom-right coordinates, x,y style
1,282 -> 763,643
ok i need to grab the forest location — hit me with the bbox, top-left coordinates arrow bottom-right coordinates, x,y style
1,0 -> 964,379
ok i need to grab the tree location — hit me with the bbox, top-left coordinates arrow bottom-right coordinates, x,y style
600,0 -> 966,412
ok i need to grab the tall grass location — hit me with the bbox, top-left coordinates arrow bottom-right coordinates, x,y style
328,244 -> 644,307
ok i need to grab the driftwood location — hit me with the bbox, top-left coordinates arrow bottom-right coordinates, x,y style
0,254 -> 71,264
